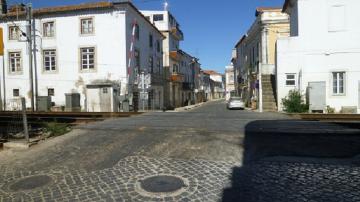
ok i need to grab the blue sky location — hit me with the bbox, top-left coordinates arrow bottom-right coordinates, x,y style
9,0 -> 285,73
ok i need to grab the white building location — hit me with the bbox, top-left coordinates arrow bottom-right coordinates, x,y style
203,70 -> 225,100
0,2 -> 164,112
225,65 -> 235,101
141,10 -> 185,109
277,0 -> 360,113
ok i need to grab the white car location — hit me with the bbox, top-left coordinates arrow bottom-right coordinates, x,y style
227,97 -> 245,110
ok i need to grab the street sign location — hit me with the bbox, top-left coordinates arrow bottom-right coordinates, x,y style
138,73 -> 151,89
140,92 -> 148,100
145,74 -> 151,85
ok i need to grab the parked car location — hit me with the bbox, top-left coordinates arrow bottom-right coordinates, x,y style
227,97 -> 245,110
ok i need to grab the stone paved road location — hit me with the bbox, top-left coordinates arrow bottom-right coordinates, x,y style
0,100 -> 289,201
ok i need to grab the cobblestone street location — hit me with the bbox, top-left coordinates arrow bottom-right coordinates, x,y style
0,156 -> 238,201
1,100 -> 360,201
0,100 -> 288,201
223,158 -> 360,202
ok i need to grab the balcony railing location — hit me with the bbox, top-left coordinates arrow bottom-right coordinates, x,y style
171,26 -> 184,41
170,51 -> 181,61
170,73 -> 184,83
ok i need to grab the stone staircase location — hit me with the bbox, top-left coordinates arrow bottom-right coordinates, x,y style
262,75 -> 277,111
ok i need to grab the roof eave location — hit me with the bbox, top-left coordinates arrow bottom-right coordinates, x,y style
282,0 -> 291,13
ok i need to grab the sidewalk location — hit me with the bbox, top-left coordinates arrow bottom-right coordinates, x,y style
172,99 -> 225,112
173,102 -> 205,112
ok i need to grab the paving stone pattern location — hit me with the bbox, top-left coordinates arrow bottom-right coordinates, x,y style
224,159 -> 360,202
0,156 -> 236,202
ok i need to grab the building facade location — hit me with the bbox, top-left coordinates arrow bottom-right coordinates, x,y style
142,10 -> 201,109
203,70 -> 225,100
0,2 -> 164,112
277,0 -> 360,113
199,70 -> 211,102
225,65 -> 235,101
233,7 -> 290,111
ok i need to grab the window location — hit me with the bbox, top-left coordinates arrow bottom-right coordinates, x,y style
229,75 -> 234,83
149,56 -> 154,73
173,64 -> 179,73
328,5 -> 345,32
9,52 -> 22,73
156,40 -> 161,52
9,26 -> 20,40
135,50 -> 140,73
286,74 -> 296,86
157,58 -> 161,73
102,88 -> 108,94
81,18 -> 94,35
135,24 -> 140,40
80,47 -> 95,70
13,89 -> 19,97
333,72 -> 345,95
149,34 -> 153,48
43,22 -> 55,37
48,88 -> 54,96
43,50 -> 56,72
153,14 -> 164,21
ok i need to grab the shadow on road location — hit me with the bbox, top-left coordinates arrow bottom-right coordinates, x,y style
222,120 -> 360,202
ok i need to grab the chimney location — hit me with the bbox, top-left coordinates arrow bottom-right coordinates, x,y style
0,0 -> 7,14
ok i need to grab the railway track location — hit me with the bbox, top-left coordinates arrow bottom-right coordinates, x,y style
0,111 -> 143,125
289,113 -> 360,122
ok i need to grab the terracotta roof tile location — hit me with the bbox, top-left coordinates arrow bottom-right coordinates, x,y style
2,2 -> 114,18
203,70 -> 221,75
0,1 -> 165,38
255,7 -> 282,16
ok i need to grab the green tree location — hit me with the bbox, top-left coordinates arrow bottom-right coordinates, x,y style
281,90 -> 309,113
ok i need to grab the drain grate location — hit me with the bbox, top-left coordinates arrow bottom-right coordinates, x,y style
140,175 -> 185,193
9,175 -> 53,192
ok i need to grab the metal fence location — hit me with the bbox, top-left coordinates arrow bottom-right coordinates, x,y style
0,98 -> 29,142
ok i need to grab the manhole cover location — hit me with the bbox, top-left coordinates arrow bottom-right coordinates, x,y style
140,175 -> 185,193
9,175 -> 53,192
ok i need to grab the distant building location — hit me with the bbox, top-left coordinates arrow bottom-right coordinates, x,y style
142,10 -> 201,109
233,7 -> 289,111
203,70 -> 225,100
199,70 -> 211,102
225,65 -> 235,101
277,0 -> 360,113
0,1 -> 164,112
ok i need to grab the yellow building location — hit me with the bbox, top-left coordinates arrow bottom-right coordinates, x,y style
233,7 -> 290,111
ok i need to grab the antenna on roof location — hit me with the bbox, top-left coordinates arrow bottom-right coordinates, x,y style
164,0 -> 169,11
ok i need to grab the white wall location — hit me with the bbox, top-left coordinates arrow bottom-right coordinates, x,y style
0,5 -> 163,111
277,0 -> 360,113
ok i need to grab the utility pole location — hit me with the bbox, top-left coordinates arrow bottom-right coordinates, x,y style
32,16 -> 38,111
26,4 -> 34,111
1,56 -> 5,111
141,71 -> 145,111
0,27 -> 5,111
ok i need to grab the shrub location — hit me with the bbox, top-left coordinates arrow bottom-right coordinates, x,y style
326,106 -> 335,114
281,90 -> 309,113
44,122 -> 71,137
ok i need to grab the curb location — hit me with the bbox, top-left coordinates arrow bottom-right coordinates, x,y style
174,102 -> 205,112
3,140 -> 38,150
